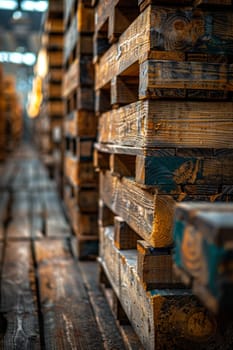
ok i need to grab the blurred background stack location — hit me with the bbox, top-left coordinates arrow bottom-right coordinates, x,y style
63,0 -> 98,258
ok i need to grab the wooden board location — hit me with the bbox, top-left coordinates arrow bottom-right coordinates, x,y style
64,153 -> 97,187
79,261 -> 127,350
64,181 -> 98,213
95,5 -> 233,90
63,57 -> 93,96
139,59 -> 233,99
64,110 -> 96,138
0,241 -> 40,348
99,226 -> 233,350
138,0 -> 233,11
173,202 -> 233,314
6,217 -> 31,239
34,239 -> 72,265
100,171 -> 233,247
98,100 -> 233,148
94,0 -> 139,60
38,260 -> 104,349
95,146 -> 233,189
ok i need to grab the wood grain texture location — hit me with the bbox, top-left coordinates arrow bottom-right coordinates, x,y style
64,153 -> 97,187
135,154 -> 233,186
1,241 -> 40,348
98,100 -> 233,148
137,240 -> 182,290
79,261 -> 126,350
64,110 -> 96,138
95,5 -> 233,90
63,57 -> 93,97
173,202 -> 233,314
100,170 -> 176,247
99,226 -> 233,350
139,60 -> 233,99
38,260 -> 104,349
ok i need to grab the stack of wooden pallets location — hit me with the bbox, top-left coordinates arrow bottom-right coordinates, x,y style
38,1 -> 64,188
0,64 -> 6,161
94,0 -> 233,348
3,75 -> 23,152
62,0 -> 98,258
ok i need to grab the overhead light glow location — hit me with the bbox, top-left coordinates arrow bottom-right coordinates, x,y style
0,51 -> 36,66
12,11 -> 23,20
21,1 -> 48,12
0,0 -> 17,10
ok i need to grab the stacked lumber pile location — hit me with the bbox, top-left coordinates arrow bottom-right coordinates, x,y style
3,75 -> 23,152
0,64 -> 6,161
94,0 -> 233,348
173,202 -> 233,315
38,0 -> 64,189
63,0 -> 98,258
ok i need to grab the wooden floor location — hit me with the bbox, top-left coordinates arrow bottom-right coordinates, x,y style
0,143 -> 129,349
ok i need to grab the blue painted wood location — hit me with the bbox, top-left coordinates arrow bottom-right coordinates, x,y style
173,203 -> 233,314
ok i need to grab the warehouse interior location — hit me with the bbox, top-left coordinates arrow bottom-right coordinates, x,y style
0,0 -> 233,349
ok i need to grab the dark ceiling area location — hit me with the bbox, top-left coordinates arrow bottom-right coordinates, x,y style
0,1 -> 46,54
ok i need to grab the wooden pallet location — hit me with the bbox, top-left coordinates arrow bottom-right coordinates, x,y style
99,170 -> 233,248
95,5 -> 233,113
98,225 -> 233,350
93,0 -> 139,62
64,179 -> 98,213
173,202 -> 233,314
95,145 -> 233,188
64,0 -> 94,65
99,200 -> 181,291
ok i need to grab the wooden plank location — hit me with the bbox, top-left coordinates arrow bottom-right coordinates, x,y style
100,171 -> 175,247
64,182 -> 98,213
38,260 -> 104,349
137,240 -> 182,290
95,6 -> 233,90
79,261 -> 127,350
135,154 -> 233,186
63,57 -> 93,96
64,153 -> 97,187
34,239 -> 72,265
173,202 -> 233,314
6,217 -> 31,239
46,213 -> 71,238
139,60 -> 233,99
99,226 -> 233,350
138,0 -> 233,11
114,216 -> 140,250
64,110 -> 96,138
1,241 -> 40,348
100,171 -> 232,247
98,100 -> 233,148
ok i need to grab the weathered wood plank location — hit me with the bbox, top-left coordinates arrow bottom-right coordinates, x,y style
138,0 -> 233,11
6,217 -> 31,239
64,182 -> 98,213
79,261 -> 127,350
63,57 -> 93,96
1,241 -> 40,348
99,226 -> 233,350
98,100 -> 233,148
100,171 -> 232,247
96,5 -> 233,90
34,239 -> 72,265
64,110 -> 96,138
38,260 -> 104,349
173,202 -> 233,314
64,153 -> 97,187
139,60 -> 233,99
